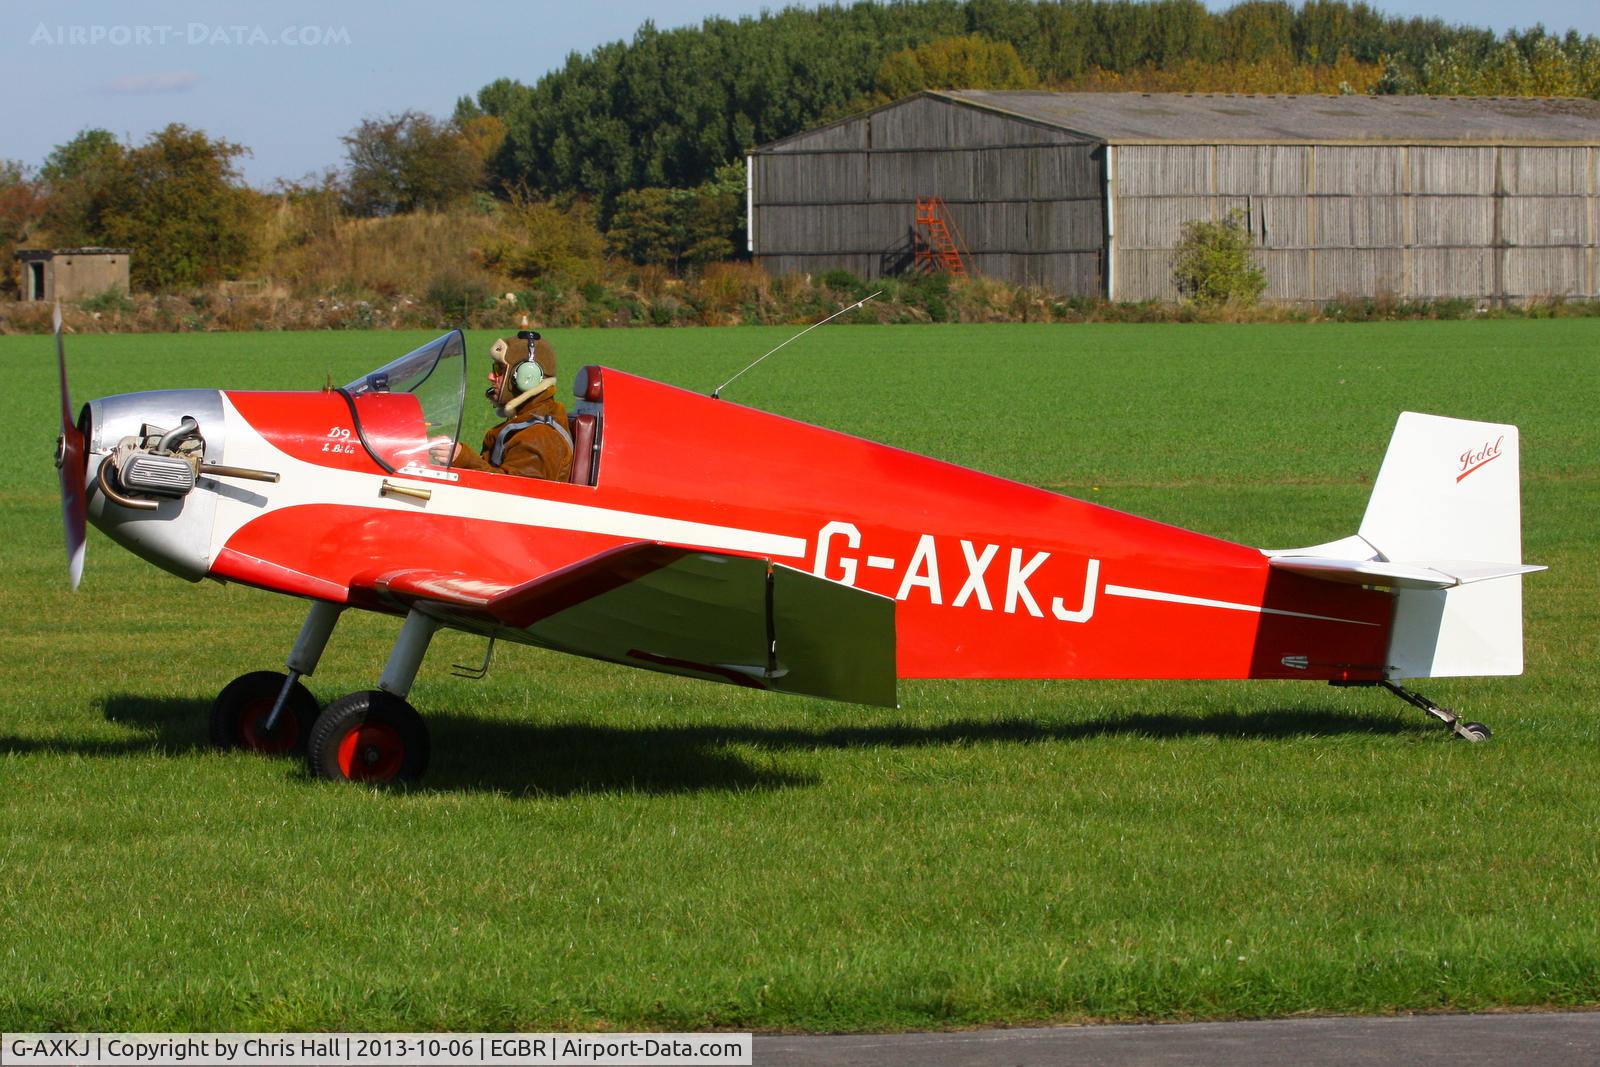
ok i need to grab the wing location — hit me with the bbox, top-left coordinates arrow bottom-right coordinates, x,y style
353,542 -> 898,707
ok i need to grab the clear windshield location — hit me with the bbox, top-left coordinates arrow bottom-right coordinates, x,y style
342,330 -> 467,473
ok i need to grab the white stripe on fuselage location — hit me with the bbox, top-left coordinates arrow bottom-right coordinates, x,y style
209,394 -> 809,564
1103,584 -> 1377,626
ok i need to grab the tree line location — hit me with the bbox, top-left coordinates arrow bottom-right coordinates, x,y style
459,0 -> 1600,213
5,126 -> 255,292
4,0 -> 1598,296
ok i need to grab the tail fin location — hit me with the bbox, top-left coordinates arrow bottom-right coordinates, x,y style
1268,412 -> 1543,679
1361,412 -> 1521,567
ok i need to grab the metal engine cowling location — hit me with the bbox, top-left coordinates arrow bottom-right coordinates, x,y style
84,389 -> 226,582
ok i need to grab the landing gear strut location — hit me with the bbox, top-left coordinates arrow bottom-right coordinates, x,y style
261,600 -> 344,734
1379,680 -> 1491,742
217,604 -> 444,785
306,608 -> 441,786
210,600 -> 344,756
1337,678 -> 1491,741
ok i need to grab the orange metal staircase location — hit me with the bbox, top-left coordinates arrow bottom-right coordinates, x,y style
914,197 -> 970,276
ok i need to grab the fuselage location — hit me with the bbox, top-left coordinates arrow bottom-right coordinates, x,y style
85,369 -> 1393,683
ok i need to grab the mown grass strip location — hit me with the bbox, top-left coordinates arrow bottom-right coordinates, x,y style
1,321 -> 1596,1031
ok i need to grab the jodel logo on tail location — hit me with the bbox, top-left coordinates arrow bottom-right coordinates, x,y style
1457,435 -> 1504,482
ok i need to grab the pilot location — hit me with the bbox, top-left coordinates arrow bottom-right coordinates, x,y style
436,331 -> 573,481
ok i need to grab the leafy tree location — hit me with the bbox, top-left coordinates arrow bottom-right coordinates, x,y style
457,114 -> 507,176
1173,208 -> 1267,307
1029,3 -> 1090,81
698,159 -> 748,255
37,129 -> 125,248
37,125 -> 255,290
874,35 -> 1037,97
1087,1 -> 1161,72
114,126 -> 257,290
1407,30 -> 1600,96
1142,0 -> 1222,67
1219,1 -> 1295,63
478,193 -> 606,284
606,188 -> 679,266
965,0 -> 1040,45
40,128 -> 122,187
342,111 -> 483,216
470,3 -> 966,215
1293,0 -> 1387,64
0,161 -> 46,296
1064,48 -> 1381,94
606,161 -> 745,270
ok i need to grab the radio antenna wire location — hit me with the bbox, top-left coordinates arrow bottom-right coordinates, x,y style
711,290 -> 881,400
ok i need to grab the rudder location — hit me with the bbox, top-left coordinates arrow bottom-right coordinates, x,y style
1360,412 -> 1529,679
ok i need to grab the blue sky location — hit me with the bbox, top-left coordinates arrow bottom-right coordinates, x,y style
5,0 -> 1596,187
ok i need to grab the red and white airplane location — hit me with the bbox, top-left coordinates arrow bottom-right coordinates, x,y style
54,316 -> 1543,783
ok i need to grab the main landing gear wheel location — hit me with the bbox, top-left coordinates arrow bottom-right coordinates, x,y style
307,691 -> 429,785
210,670 -> 318,756
1456,721 -> 1492,743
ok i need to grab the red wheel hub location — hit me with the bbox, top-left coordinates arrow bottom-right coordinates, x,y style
336,722 -> 405,781
237,697 -> 299,755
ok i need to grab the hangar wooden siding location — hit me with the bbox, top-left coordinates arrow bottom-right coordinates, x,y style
1112,142 -> 1600,304
750,95 -> 1107,294
749,92 -> 1600,305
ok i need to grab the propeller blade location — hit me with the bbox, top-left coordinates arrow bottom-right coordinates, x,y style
54,304 -> 87,590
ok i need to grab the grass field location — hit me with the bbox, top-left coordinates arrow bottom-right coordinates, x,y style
2,320 -> 1598,1032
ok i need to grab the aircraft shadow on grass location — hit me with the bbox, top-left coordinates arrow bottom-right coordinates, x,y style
0,695 -> 1425,798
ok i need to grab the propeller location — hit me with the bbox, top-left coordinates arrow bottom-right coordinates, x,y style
53,304 -> 87,590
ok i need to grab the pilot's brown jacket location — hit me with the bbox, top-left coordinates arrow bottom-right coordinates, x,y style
453,392 -> 573,481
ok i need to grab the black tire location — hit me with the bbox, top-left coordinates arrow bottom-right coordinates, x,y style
307,690 -> 429,785
210,671 -> 318,756
1459,721 -> 1492,742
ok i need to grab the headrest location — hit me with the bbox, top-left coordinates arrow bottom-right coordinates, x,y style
573,365 -> 603,402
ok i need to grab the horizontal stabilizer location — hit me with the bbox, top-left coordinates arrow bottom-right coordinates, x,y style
1268,553 -> 1545,589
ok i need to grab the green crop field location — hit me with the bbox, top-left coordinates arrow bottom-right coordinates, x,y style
2,320 -> 1597,1032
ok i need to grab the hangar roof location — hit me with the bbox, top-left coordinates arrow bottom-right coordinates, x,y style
931,91 -> 1600,145
14,247 -> 131,259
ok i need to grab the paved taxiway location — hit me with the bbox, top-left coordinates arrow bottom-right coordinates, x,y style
757,1011 -> 1600,1065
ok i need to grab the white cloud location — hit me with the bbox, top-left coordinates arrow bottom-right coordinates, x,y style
106,71 -> 199,94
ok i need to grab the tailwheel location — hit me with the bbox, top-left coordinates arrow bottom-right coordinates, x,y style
210,670 -> 317,756
1374,679 -> 1493,742
307,690 -> 429,785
